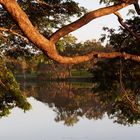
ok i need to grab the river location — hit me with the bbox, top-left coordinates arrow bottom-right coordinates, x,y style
0,78 -> 140,140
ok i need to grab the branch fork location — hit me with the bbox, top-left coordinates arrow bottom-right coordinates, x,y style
0,0 -> 140,64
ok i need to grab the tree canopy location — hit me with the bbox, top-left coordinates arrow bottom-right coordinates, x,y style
0,59 -> 31,117
0,0 -> 140,122
0,0 -> 140,64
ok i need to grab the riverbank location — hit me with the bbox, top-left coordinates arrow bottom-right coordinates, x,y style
15,74 -> 93,83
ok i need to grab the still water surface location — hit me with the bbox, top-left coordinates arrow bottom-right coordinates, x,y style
0,80 -> 140,140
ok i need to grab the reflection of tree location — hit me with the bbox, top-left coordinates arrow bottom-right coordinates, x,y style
88,56 -> 140,125
108,91 -> 140,125
0,60 -> 31,117
22,79 -> 140,126
89,16 -> 140,125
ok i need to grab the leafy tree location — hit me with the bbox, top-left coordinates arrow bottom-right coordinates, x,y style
0,0 -> 85,59
0,0 -> 140,121
0,59 -> 31,117
89,16 -> 140,124
0,0 -> 139,64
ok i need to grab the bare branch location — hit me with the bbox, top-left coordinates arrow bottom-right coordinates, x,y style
43,51 -> 140,64
0,27 -> 29,42
95,52 -> 140,63
114,12 -> 140,41
35,0 -> 60,8
0,32 -> 7,42
134,3 -> 140,15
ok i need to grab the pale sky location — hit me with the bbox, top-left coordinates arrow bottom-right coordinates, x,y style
71,0 -> 138,42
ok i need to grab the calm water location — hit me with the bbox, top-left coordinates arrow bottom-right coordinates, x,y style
0,79 -> 140,140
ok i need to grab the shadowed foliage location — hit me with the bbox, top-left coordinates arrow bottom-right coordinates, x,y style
0,59 -> 31,117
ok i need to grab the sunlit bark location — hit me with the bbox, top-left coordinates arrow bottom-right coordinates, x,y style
0,0 -> 140,64
50,3 -> 128,43
114,12 -> 140,41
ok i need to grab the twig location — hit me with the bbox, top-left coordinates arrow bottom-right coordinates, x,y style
0,27 -> 29,42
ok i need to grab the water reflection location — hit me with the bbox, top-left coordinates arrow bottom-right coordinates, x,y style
20,80 -> 140,126
0,78 -> 140,140
0,62 -> 31,118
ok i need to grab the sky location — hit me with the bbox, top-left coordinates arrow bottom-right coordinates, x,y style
0,97 -> 140,140
71,0 -> 137,42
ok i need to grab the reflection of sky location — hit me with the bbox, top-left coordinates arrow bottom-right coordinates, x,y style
0,97 -> 140,140
72,0 -> 138,42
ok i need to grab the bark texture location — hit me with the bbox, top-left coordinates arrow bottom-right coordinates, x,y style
0,0 -> 140,64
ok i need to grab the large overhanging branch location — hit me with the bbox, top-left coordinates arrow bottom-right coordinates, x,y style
50,3 -> 128,43
0,0 -> 140,64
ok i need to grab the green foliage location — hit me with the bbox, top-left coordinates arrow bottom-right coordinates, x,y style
0,0 -> 85,59
0,59 -> 31,117
56,35 -> 77,53
89,16 -> 140,125
61,39 -> 105,56
100,0 -> 120,5
31,53 -> 53,64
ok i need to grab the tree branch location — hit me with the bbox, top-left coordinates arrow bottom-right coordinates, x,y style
123,0 -> 140,15
50,3 -> 128,43
0,27 -> 28,42
0,0 -> 140,64
134,3 -> 140,15
44,51 -> 140,64
35,0 -> 60,8
0,32 -> 7,42
114,12 -> 140,41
